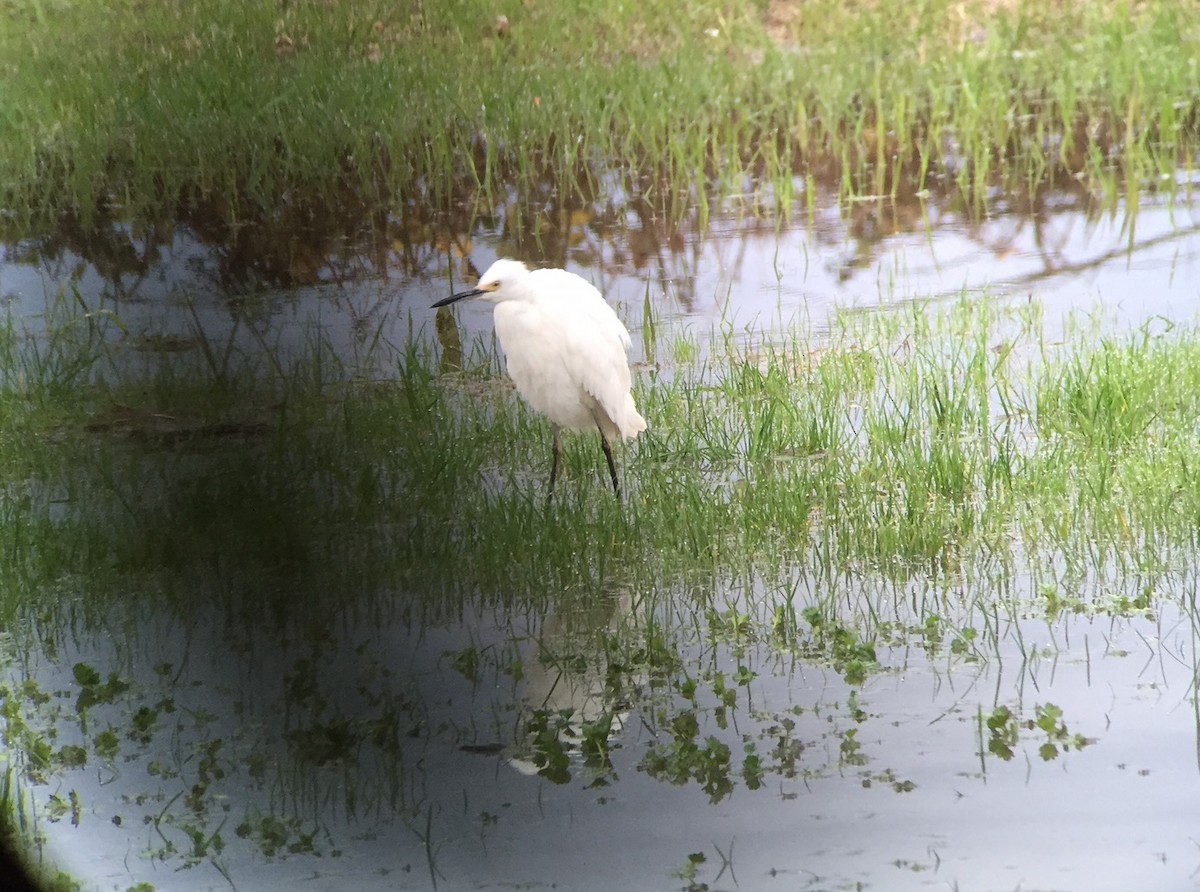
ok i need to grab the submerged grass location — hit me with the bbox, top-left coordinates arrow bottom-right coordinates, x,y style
3,0 -> 1200,229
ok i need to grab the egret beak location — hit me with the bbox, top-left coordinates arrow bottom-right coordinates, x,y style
432,287 -> 483,308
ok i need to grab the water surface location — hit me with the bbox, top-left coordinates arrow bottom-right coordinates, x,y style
3,185 -> 1200,891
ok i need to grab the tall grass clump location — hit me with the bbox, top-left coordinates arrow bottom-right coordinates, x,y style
795,301 -> 1020,575
1023,327 -> 1200,577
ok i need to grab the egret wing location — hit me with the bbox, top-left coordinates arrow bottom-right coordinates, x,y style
529,269 -> 644,439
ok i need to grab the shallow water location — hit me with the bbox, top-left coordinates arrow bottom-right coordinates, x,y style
4,189 -> 1200,891
5,190 -> 1200,370
12,569 -> 1200,891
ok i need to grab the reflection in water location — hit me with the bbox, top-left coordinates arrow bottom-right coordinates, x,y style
5,562 -> 1199,890
498,589 -> 634,783
5,167 -> 1200,367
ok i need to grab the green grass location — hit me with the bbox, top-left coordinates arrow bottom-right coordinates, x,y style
2,0 -> 1200,231
2,288 -> 1197,626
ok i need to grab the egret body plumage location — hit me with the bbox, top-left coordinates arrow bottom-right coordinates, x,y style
432,259 -> 646,499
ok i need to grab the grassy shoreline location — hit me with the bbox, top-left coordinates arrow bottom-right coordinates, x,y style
3,0 -> 1199,231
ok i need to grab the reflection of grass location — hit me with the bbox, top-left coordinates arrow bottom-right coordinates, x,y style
980,702 -> 1092,765
2,0 -> 1198,225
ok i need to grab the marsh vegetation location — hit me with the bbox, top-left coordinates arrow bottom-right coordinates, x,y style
2,1 -> 1200,890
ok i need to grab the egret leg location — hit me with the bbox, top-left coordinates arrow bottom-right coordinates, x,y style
547,425 -> 563,503
598,428 -> 620,497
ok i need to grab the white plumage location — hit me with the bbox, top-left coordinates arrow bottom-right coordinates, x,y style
433,259 -> 646,498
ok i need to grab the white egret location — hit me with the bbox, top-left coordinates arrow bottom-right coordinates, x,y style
433,259 -> 646,499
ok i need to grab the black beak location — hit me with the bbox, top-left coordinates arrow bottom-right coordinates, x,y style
432,287 -> 483,308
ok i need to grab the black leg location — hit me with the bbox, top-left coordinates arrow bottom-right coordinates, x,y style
547,426 -> 562,504
598,428 -> 620,497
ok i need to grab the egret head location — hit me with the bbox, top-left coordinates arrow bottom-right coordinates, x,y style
432,259 -> 530,307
